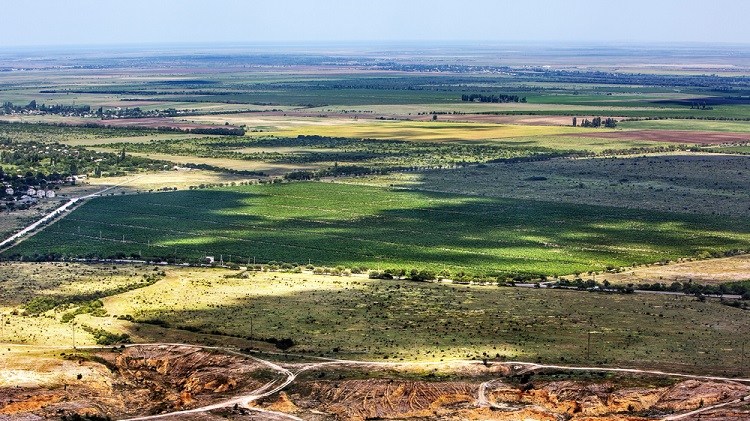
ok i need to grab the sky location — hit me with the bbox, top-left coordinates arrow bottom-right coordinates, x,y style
3,0 -> 750,48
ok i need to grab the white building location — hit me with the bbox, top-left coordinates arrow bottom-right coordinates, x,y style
26,188 -> 36,196
5,188 -> 13,196
45,190 -> 55,198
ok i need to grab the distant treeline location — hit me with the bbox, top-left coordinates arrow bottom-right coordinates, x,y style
379,64 -> 750,90
0,119 -> 244,136
2,100 -> 90,115
181,162 -> 265,176
461,94 -> 526,103
284,164 -> 390,180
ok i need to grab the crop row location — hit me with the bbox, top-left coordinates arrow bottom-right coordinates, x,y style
5,182 -> 750,277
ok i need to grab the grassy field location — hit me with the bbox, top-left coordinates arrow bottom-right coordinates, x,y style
5,182 -> 750,278
115,151 -> 321,176
100,267 -> 750,375
4,50 -> 750,384
348,154 -> 750,217
619,119 -> 750,132
84,170 -> 263,191
601,254 -> 750,285
0,123 -> 157,144
188,116 -> 605,142
0,262 -> 162,346
709,144 -> 750,154
1,262 -> 747,375
62,133 -> 219,147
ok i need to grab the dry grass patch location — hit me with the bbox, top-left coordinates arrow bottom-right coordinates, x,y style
84,170 -> 260,191
102,152 -> 318,176
102,268 -> 750,374
603,254 -> 750,285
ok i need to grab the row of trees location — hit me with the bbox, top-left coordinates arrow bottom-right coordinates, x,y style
461,94 -> 526,103
557,277 -> 750,300
573,117 -> 617,128
689,102 -> 714,110
1,101 -> 91,115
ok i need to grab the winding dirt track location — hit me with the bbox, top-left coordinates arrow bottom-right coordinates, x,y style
118,345 -> 301,421
662,394 -> 750,420
104,343 -> 750,421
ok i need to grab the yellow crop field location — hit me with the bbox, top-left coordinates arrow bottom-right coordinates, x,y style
268,121 -> 588,142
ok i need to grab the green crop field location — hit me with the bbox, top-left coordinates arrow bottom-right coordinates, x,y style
619,119 -> 750,132
5,182 -> 750,278
710,144 -> 750,154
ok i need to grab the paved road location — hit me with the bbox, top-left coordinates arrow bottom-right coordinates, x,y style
0,176 -> 143,251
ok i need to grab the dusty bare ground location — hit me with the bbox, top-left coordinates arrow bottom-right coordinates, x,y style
602,254 -> 750,285
564,130 -> 750,144
0,345 -> 271,419
3,345 -> 750,420
267,374 -> 750,421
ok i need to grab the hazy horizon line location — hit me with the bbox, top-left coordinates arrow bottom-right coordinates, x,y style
5,39 -> 750,53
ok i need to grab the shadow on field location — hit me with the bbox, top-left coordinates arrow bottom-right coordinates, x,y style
5,182 -> 750,276
117,275 -> 750,376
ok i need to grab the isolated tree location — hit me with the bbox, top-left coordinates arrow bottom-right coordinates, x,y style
572,117 -> 577,127
432,114 -> 437,121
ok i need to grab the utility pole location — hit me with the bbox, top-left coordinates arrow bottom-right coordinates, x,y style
585,331 -> 601,361
742,341 -> 745,376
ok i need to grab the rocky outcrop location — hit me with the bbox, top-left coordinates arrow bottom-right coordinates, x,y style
287,377 -> 750,421
3,346 -> 749,421
0,395 -> 61,415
